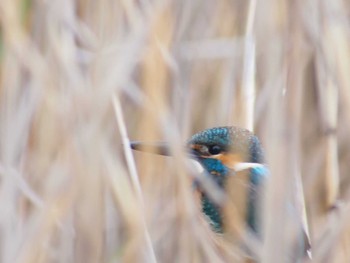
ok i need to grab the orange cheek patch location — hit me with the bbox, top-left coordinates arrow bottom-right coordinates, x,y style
190,143 -> 244,169
212,153 -> 243,169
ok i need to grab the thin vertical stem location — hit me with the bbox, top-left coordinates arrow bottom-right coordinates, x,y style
241,0 -> 257,131
113,94 -> 157,263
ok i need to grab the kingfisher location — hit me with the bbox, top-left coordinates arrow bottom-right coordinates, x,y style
130,126 -> 310,258
187,126 -> 266,235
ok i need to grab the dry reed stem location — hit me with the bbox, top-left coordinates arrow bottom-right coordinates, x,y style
113,95 -> 157,262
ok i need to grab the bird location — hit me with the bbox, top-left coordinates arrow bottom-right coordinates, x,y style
131,126 -> 265,233
130,126 -> 310,259
186,126 -> 266,235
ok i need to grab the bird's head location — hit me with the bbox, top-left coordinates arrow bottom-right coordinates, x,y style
130,126 -> 265,191
130,126 -> 265,179
187,126 -> 265,186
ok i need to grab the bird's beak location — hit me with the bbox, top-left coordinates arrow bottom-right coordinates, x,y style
129,141 -> 172,156
129,141 -> 204,174
129,141 -> 265,173
130,141 -> 200,159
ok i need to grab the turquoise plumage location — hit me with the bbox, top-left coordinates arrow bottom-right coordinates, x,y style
187,126 -> 266,234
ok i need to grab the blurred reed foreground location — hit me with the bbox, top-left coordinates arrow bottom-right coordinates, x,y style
0,0 -> 350,262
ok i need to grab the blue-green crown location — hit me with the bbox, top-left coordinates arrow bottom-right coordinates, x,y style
188,126 -> 264,163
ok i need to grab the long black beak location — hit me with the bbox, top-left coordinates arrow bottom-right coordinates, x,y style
130,141 -> 172,156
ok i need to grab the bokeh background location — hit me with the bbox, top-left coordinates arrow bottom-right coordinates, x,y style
0,0 -> 350,262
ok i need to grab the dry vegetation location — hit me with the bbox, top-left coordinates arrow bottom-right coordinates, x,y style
0,0 -> 350,262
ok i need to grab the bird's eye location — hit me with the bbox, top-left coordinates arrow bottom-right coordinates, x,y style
208,145 -> 222,155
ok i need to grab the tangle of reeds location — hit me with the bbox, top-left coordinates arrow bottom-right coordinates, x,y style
0,0 -> 349,262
